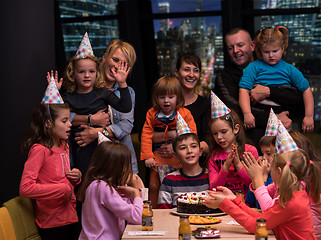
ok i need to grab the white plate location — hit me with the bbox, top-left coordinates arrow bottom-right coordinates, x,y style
170,207 -> 227,217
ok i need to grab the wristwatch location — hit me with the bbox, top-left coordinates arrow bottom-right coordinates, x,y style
102,127 -> 110,137
88,114 -> 93,127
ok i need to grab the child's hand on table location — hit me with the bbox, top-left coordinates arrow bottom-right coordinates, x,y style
200,186 -> 236,209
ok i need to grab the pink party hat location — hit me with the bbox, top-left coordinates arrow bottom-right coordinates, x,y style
275,119 -> 299,155
75,32 -> 94,58
41,76 -> 64,104
176,112 -> 193,136
98,131 -> 111,144
210,91 -> 231,118
265,108 -> 279,136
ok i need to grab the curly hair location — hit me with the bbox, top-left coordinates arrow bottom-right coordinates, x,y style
63,55 -> 105,93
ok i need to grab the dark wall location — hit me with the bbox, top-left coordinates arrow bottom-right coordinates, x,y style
0,1 -> 55,203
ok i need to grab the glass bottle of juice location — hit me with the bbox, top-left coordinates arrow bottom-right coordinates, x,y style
255,219 -> 268,240
142,200 -> 153,231
178,215 -> 191,240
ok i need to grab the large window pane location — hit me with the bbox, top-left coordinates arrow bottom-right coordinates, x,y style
255,13 -> 321,123
151,0 -> 221,13
154,16 -> 223,96
59,0 -> 117,18
62,20 -> 119,60
253,0 -> 319,9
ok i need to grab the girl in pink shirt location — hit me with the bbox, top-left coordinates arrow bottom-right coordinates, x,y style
202,149 -> 316,240
249,131 -> 321,239
20,103 -> 82,240
207,110 -> 258,195
77,141 -> 144,240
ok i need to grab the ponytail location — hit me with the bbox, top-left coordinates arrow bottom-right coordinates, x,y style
307,160 -> 321,204
276,26 -> 289,56
275,149 -> 309,207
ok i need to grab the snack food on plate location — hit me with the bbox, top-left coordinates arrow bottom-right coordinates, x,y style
189,216 -> 222,224
192,227 -> 220,239
177,192 -> 222,214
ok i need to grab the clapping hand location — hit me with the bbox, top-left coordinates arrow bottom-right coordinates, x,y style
258,156 -> 271,181
242,152 -> 265,189
47,70 -> 63,90
223,144 -> 236,171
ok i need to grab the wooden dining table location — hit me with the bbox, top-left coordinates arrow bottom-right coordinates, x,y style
122,209 -> 276,239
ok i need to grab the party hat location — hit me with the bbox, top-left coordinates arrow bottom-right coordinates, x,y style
41,76 -> 64,104
210,91 -> 231,118
265,108 -> 279,136
275,120 -> 299,155
98,131 -> 111,144
176,112 -> 193,136
75,32 -> 94,58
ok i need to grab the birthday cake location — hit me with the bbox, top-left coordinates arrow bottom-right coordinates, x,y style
177,192 -> 222,214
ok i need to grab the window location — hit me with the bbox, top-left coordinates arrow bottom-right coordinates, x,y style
253,9 -> 320,124
151,0 -> 222,96
58,0 -> 119,60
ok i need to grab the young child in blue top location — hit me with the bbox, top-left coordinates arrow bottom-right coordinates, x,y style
245,135 -> 274,208
239,26 -> 314,133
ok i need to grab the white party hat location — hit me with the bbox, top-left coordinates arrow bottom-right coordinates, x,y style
98,131 -> 111,144
75,32 -> 94,58
275,120 -> 299,155
176,112 -> 193,136
41,76 -> 64,104
210,91 -> 231,118
265,108 -> 279,136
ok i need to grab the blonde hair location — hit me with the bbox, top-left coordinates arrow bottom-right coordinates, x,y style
255,26 -> 289,60
100,39 -> 136,81
63,55 -> 105,93
151,76 -> 184,109
274,149 -> 309,207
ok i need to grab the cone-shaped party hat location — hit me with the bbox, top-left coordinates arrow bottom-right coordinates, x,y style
275,120 -> 299,155
210,91 -> 231,118
41,76 -> 64,104
98,131 -> 112,144
265,108 -> 279,136
176,112 -> 193,136
75,32 -> 94,58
